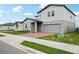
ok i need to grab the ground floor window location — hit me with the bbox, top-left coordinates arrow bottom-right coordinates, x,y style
25,24 -> 27,28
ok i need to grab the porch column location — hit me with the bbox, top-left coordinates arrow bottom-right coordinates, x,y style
35,22 -> 37,33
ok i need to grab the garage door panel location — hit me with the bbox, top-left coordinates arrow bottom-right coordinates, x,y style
41,24 -> 60,33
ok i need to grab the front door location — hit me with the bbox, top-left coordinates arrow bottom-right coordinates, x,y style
37,23 -> 42,32
31,23 -> 35,32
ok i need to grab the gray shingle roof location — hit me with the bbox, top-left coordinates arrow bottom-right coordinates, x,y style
22,18 -> 42,23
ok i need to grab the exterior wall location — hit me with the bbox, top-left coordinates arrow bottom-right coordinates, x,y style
12,24 -> 17,31
8,26 -> 14,30
22,19 -> 34,31
64,8 -> 75,23
17,23 -> 23,31
0,26 -> 9,30
63,20 -> 75,32
38,6 -> 64,22
0,25 -> 13,30
63,8 -> 75,32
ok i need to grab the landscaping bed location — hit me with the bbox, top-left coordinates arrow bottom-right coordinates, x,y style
21,41 -> 72,54
0,30 -> 29,35
39,32 -> 79,45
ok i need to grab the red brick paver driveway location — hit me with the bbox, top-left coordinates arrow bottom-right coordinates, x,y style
21,32 -> 56,38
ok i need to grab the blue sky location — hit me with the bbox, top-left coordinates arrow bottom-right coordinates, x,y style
0,4 -> 79,26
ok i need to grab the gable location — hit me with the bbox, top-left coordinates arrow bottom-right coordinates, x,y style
37,4 -> 76,16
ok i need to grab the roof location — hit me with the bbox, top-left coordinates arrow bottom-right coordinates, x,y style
37,4 -> 76,16
22,18 -> 42,23
13,21 -> 22,25
15,21 -> 22,24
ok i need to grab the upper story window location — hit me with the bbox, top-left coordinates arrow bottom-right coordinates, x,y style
48,11 -> 50,17
51,11 -> 54,16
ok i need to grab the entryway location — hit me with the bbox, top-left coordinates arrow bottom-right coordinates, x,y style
31,22 -> 42,32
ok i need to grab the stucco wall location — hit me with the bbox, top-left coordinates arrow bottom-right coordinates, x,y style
38,6 -> 64,22
0,26 -> 9,30
12,24 -> 17,30
63,20 -> 75,32
0,26 -> 13,30
17,23 -> 23,31
22,19 -> 34,31
63,7 -> 75,23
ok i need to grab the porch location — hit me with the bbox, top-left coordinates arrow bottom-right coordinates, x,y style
31,21 -> 42,33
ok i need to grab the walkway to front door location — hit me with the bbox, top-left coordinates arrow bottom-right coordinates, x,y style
21,32 -> 56,38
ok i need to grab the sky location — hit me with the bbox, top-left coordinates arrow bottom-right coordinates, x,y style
0,4 -> 79,27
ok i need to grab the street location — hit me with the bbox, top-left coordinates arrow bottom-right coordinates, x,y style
0,41 -> 27,54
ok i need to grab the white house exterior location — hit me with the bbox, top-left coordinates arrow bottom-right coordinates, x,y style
22,4 -> 76,33
13,21 -> 23,31
0,4 -> 76,33
0,24 -> 14,30
0,25 -> 9,30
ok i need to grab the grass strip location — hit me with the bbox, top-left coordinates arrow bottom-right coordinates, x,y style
21,41 -> 72,54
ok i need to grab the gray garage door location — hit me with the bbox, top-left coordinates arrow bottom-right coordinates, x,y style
41,24 -> 61,33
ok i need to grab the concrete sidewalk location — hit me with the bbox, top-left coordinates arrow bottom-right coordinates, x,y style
0,32 -> 79,53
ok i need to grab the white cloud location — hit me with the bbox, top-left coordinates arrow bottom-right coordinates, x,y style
74,12 -> 79,15
0,10 -> 4,17
0,13 -> 3,17
24,12 -> 33,16
12,6 -> 23,13
40,4 -> 48,9
0,10 -> 4,13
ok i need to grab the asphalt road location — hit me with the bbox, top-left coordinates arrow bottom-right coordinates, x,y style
0,41 -> 27,54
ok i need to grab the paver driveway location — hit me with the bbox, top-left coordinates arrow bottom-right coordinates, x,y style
21,32 -> 56,38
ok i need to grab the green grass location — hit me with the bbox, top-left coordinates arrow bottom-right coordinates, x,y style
0,30 -> 29,35
39,32 -> 79,45
21,41 -> 72,54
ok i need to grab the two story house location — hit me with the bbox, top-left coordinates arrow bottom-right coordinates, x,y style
22,4 -> 76,33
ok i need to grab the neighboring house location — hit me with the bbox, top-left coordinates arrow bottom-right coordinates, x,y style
0,23 -> 14,30
13,21 -> 23,31
22,4 -> 76,33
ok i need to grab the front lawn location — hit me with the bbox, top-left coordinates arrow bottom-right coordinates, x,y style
0,30 -> 29,35
39,32 -> 79,45
21,41 -> 72,54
